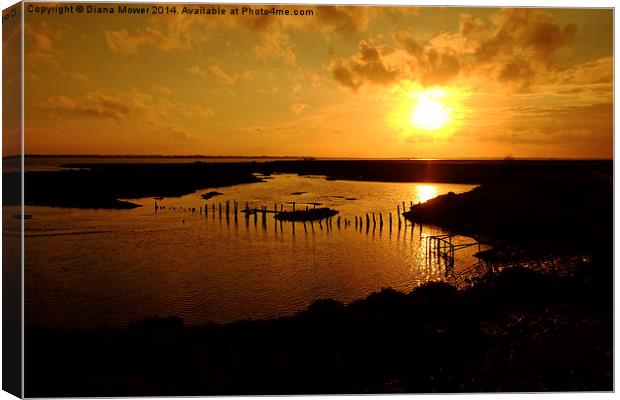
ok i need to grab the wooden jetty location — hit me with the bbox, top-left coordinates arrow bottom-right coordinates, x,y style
425,233 -> 480,272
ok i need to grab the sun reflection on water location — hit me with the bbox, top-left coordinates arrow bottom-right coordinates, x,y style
416,184 -> 438,203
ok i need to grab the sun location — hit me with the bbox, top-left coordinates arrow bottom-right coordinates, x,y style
387,82 -> 467,139
409,89 -> 452,131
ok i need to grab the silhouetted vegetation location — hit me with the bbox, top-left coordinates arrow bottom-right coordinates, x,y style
404,168 -> 612,257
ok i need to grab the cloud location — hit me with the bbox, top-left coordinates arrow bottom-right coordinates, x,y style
141,119 -> 200,143
241,70 -> 255,80
315,6 -> 370,36
393,28 -> 422,57
418,47 -> 461,86
556,57 -> 613,85
467,9 -> 579,89
290,103 -> 311,114
471,103 -> 612,148
329,40 -> 400,91
254,29 -> 297,65
497,60 -> 534,92
151,84 -> 172,96
166,129 -> 197,142
25,22 -> 64,66
187,105 -> 215,119
332,9 -> 583,93
103,14 -> 214,55
37,91 -> 146,123
68,70 -> 89,82
104,27 -> 183,55
488,9 -> 577,66
189,64 -> 236,85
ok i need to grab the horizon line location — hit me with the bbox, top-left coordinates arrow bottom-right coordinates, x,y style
1,154 -> 613,161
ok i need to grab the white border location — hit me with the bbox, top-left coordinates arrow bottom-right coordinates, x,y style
0,0 -> 615,399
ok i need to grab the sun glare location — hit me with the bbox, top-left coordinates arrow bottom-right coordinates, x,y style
410,89 -> 452,131
387,83 -> 467,140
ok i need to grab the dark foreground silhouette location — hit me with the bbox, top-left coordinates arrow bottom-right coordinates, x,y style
26,258 -> 612,396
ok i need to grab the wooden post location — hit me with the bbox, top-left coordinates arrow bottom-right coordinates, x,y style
366,214 -> 370,226
389,213 -> 392,229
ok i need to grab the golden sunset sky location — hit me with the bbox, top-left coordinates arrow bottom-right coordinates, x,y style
16,4 -> 613,158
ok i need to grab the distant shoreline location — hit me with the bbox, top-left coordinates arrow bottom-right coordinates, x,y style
2,154 -> 613,162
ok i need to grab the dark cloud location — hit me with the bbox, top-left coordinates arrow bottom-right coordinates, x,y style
316,6 -> 369,36
469,9 -> 579,88
419,47 -> 461,86
329,41 -> 399,91
497,60 -> 534,92
393,28 -> 422,56
492,9 -> 577,67
332,8 -> 584,92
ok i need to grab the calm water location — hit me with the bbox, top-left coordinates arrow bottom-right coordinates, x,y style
24,174 -> 481,328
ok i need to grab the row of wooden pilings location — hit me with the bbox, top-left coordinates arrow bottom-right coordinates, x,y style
155,199 -> 419,231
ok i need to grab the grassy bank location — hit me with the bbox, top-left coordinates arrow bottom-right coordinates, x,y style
405,167 -> 612,261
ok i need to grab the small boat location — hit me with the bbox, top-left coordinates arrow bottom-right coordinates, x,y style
201,191 -> 223,200
275,207 -> 338,222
